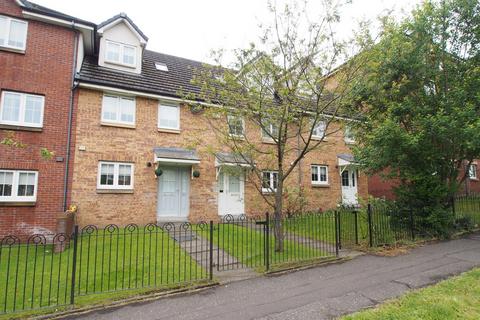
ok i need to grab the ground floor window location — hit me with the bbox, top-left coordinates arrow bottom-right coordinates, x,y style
311,165 -> 328,185
469,164 -> 478,180
262,171 -> 278,193
97,162 -> 134,190
0,170 -> 38,202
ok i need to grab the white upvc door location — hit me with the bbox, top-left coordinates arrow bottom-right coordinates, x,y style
341,168 -> 358,205
157,167 -> 189,220
218,171 -> 245,216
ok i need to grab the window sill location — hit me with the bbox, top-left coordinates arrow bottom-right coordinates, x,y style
0,201 -> 36,207
470,178 -> 479,182
261,190 -> 277,194
0,46 -> 26,54
97,189 -> 134,194
101,122 -> 136,129
158,128 -> 181,134
262,138 -> 276,145
312,137 -> 328,142
312,183 -> 330,188
229,134 -> 245,140
344,140 -> 356,145
104,60 -> 136,69
0,123 -> 42,132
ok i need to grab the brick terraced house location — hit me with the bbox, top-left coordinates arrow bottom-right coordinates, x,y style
1,0 -> 368,231
71,13 -> 368,226
0,0 -> 95,235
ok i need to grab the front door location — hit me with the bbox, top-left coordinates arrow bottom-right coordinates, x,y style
341,168 -> 358,205
218,171 -> 245,216
157,167 -> 189,220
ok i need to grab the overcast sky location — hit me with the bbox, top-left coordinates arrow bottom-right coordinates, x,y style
34,0 -> 423,64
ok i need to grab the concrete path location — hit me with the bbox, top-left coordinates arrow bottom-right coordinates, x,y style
69,232 -> 480,320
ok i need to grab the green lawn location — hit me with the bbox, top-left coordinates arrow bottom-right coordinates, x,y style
342,268 -> 480,320
201,223 -> 330,270
0,228 -> 206,315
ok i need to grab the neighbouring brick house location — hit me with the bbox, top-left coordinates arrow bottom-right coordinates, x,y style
70,13 -> 368,227
0,0 -> 95,236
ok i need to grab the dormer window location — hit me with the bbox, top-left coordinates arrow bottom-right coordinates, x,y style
105,40 -> 136,67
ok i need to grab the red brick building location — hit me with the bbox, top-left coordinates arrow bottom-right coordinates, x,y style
0,0 -> 94,236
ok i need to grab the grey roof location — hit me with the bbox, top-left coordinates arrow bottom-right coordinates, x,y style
98,13 -> 149,42
337,153 -> 356,163
216,152 -> 252,165
19,0 -> 95,26
78,50 -> 206,100
154,147 -> 200,161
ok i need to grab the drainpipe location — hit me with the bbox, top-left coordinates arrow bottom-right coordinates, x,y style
63,24 -> 79,211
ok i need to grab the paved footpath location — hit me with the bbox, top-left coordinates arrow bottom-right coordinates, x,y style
70,233 -> 480,320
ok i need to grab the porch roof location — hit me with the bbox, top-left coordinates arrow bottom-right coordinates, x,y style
337,153 -> 357,166
154,147 -> 200,164
215,152 -> 252,167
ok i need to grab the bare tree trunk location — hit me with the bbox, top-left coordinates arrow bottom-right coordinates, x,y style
274,179 -> 284,252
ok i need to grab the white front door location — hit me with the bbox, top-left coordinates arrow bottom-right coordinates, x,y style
218,170 -> 245,216
157,167 -> 189,220
341,168 -> 358,205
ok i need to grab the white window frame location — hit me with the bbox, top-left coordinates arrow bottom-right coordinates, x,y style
101,94 -> 136,126
97,162 -> 134,190
227,115 -> 245,137
261,120 -> 279,140
311,165 -> 329,185
0,91 -> 44,128
262,170 -> 278,193
158,103 -> 180,130
0,170 -> 38,202
469,163 -> 478,180
312,120 -> 327,139
344,125 -> 355,144
104,40 -> 136,67
0,15 -> 28,51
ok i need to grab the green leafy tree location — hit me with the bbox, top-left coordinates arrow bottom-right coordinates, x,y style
185,1 -> 361,251
350,0 -> 480,236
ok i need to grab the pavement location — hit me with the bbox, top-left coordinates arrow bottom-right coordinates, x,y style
67,232 -> 480,320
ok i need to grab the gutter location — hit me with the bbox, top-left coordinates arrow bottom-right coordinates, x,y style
63,24 -> 79,211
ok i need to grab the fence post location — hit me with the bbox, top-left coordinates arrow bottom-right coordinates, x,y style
367,204 -> 373,247
337,210 -> 342,250
354,210 -> 359,245
334,211 -> 339,257
209,221 -> 214,280
409,207 -> 415,241
264,212 -> 270,271
70,225 -> 79,306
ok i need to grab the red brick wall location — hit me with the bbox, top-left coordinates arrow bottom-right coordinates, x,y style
0,0 -> 77,236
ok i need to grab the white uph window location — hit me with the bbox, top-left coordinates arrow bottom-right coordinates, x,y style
261,120 -> 279,140
227,115 -> 245,137
158,104 -> 180,130
0,170 -> 38,202
311,165 -> 328,185
312,120 -> 326,139
105,40 -> 136,67
469,164 -> 478,180
97,162 -> 134,190
262,171 -> 278,193
101,95 -> 135,125
0,15 -> 28,51
344,125 -> 355,144
0,91 -> 44,127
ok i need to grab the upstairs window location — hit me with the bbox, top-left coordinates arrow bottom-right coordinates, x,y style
344,125 -> 355,144
0,170 -> 38,202
0,15 -> 28,51
262,171 -> 278,193
469,164 -> 478,180
158,104 -> 180,130
105,40 -> 136,67
261,120 -> 279,140
312,120 -> 326,139
101,94 -> 136,126
0,91 -> 44,128
311,165 -> 328,185
227,115 -> 245,137
97,162 -> 134,190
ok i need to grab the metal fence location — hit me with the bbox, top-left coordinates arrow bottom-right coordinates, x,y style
0,213 -> 340,315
